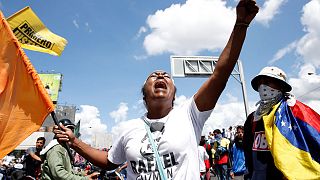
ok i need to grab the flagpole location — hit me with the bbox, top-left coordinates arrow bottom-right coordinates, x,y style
50,111 -> 74,163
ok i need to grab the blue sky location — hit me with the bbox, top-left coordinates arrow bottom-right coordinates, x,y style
1,0 -> 319,146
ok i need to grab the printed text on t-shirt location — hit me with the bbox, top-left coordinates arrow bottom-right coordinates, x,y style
130,152 -> 178,179
252,131 -> 270,151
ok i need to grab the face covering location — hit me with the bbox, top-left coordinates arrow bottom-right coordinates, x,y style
254,84 -> 283,121
258,84 -> 282,101
215,134 -> 222,141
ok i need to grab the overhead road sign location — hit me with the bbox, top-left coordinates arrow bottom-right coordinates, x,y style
170,56 -> 249,117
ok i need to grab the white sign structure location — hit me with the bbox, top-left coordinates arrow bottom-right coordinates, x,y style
170,56 -> 249,117
171,56 -> 218,77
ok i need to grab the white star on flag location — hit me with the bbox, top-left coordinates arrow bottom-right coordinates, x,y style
281,120 -> 286,127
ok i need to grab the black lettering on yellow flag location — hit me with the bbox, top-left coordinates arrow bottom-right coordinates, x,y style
7,6 -> 67,56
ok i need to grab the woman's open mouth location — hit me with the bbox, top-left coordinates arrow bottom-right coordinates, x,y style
154,81 -> 167,90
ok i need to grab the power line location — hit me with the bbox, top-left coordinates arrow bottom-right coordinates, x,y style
297,85 -> 320,98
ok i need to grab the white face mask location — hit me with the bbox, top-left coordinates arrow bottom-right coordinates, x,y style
258,84 -> 282,101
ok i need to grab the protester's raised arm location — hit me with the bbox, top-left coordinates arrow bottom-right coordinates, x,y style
194,0 -> 259,111
53,124 -> 119,170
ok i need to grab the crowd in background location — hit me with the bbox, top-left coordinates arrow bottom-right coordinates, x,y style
0,143 -> 126,180
1,125 -> 243,180
199,125 -> 247,180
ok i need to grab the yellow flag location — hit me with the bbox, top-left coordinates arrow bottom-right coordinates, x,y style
0,11 -> 55,158
6,6 -> 67,56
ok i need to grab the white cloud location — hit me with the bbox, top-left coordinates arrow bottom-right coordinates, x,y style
143,0 -> 235,56
268,0 -> 320,114
202,94 -> 256,135
269,41 -> 297,64
296,0 -> 320,67
300,0 -> 320,35
289,64 -> 320,110
174,95 -> 188,107
132,99 -> 147,115
133,55 -> 148,60
110,121 -> 126,140
135,26 -> 147,39
73,20 -> 79,29
75,105 -> 108,147
110,101 -> 146,140
280,0 -> 320,114
109,102 -> 129,123
225,93 -> 238,103
85,22 -> 92,33
72,19 -> 92,33
255,0 -> 287,26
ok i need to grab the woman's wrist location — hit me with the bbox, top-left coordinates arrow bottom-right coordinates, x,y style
70,137 -> 80,148
235,22 -> 249,27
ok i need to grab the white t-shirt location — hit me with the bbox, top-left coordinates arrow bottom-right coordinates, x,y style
198,146 -> 209,173
108,98 -> 212,180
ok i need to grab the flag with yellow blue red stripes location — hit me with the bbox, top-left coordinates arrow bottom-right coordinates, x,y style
263,99 -> 320,180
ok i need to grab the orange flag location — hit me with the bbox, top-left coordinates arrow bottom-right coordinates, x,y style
0,11 -> 54,158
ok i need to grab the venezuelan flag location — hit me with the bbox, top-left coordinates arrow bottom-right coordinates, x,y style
263,99 -> 320,180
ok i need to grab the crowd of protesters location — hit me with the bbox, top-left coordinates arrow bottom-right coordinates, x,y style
0,142 -> 125,180
2,64 -> 320,180
199,125 -> 247,180
0,125 -> 245,180
1,0 -> 319,179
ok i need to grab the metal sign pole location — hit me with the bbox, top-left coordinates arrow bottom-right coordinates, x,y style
237,60 -> 250,117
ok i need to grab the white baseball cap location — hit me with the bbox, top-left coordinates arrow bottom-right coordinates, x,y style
251,66 -> 292,92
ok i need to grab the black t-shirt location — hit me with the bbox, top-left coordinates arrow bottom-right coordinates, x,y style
244,112 -> 283,180
25,147 -> 42,177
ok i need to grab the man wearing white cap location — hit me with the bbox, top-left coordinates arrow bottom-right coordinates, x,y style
244,67 -> 302,180
243,66 -> 291,180
244,66 -> 320,180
